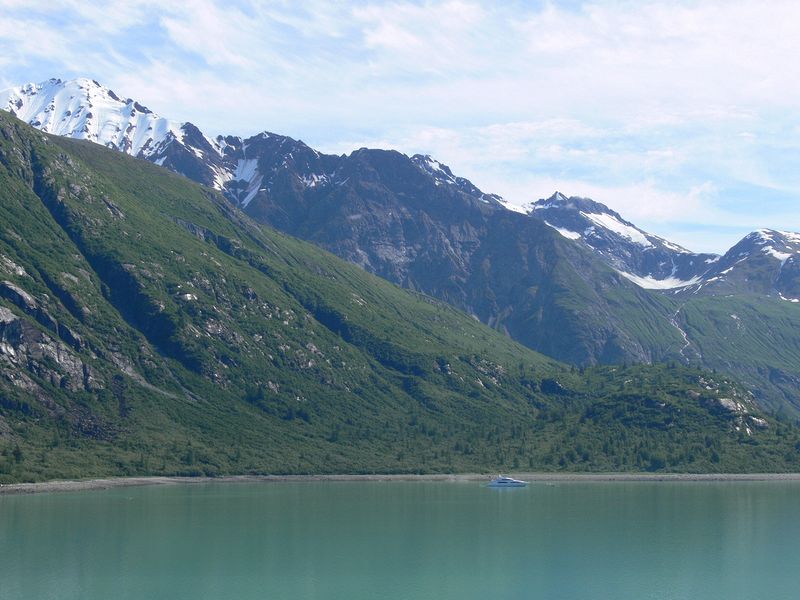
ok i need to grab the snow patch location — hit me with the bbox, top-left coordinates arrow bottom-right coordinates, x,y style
414,155 -> 456,185
779,231 -> 800,244
617,270 -> 701,289
752,229 -> 800,246
230,158 -> 263,207
210,165 -> 232,190
764,247 -> 792,262
241,181 -> 263,207
664,241 -> 688,253
544,221 -> 581,240
532,193 -> 567,211
498,198 -> 532,214
300,173 -> 329,188
234,158 -> 259,182
580,211 -> 653,247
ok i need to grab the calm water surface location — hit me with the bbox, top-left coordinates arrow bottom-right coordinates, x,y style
2,480 -> 799,599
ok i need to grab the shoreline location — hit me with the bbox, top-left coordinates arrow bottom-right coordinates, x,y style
4,472 -> 800,495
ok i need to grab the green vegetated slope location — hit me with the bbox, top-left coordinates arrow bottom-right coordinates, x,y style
676,294 -> 800,415
0,112 -> 798,482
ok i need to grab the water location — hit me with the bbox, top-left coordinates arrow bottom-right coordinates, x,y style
2,480 -> 799,600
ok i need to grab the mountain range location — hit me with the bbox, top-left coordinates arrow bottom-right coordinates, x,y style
1,78 -> 799,481
10,77 -> 795,416
4,80 -> 796,295
4,108 -> 797,481
3,78 -> 798,417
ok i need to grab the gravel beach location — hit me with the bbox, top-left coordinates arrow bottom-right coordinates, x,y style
4,472 -> 800,495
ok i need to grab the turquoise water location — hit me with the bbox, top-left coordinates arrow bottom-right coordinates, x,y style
2,480 -> 799,599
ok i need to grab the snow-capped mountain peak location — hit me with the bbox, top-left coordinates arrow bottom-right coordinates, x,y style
530,194 -> 800,298
726,229 -> 800,263
532,191 -> 570,209
532,192 -> 666,249
680,228 -> 800,299
0,77 -> 221,159
0,77 -> 243,191
411,154 -> 457,185
746,229 -> 800,262
529,192 -> 716,289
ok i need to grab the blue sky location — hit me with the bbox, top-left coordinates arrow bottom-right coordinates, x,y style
1,0 -> 799,253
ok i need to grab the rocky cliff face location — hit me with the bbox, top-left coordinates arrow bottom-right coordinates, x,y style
0,304 -> 98,393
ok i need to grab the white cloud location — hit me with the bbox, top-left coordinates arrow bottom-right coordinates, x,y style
2,0 -> 800,251
160,1 -> 273,70
353,1 -> 491,74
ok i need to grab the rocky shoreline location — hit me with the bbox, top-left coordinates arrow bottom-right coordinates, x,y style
4,472 -> 800,495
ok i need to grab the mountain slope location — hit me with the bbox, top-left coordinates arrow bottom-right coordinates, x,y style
3,78 -> 799,419
673,295 -> 800,415
0,79 -> 734,369
259,146 -> 696,364
2,111 -> 798,481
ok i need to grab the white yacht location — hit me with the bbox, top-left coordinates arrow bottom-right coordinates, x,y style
487,475 -> 528,488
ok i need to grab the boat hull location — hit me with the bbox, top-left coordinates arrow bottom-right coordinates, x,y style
487,476 -> 528,488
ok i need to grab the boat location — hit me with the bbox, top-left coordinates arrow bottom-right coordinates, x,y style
487,475 -> 528,488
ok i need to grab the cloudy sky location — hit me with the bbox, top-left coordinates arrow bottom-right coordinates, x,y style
1,0 -> 799,253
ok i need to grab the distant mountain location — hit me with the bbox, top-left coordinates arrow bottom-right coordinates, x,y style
3,77 -> 799,418
5,110 -> 793,482
531,193 -> 800,302
531,192 -> 718,288
682,229 -> 800,300
526,196 -> 800,414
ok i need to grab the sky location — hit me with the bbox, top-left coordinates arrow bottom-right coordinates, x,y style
1,0 -> 799,253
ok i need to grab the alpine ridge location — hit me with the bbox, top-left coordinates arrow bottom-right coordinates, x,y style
681,229 -> 800,300
2,77 -> 799,417
531,192 -> 718,288
7,79 -> 795,299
